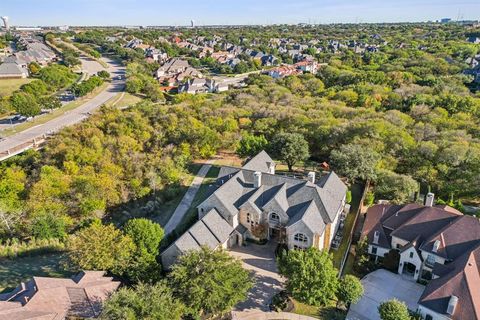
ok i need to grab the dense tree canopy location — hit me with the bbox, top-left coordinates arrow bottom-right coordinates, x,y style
67,220 -> 135,274
278,248 -> 338,306
101,282 -> 185,320
269,132 -> 310,171
168,247 -> 253,317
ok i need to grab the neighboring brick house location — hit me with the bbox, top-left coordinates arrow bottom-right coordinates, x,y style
361,195 -> 480,320
161,151 -> 348,269
0,271 -> 120,319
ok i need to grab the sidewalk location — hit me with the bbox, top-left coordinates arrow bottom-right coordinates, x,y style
163,159 -> 215,234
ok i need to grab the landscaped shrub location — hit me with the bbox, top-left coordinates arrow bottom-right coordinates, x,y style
269,290 -> 294,312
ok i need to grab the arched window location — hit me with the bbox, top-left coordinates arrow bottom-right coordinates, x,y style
294,233 -> 308,243
270,212 -> 280,222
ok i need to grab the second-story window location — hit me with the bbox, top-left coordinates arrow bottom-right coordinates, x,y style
294,233 -> 308,243
270,212 -> 280,223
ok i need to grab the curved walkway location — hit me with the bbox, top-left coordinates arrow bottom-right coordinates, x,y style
163,159 -> 215,234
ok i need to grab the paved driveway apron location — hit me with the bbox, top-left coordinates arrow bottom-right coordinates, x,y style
229,242 -> 284,313
347,269 -> 425,320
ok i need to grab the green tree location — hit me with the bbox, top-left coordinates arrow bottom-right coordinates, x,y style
269,132 -> 310,171
68,220 -> 135,274
31,213 -> 69,240
236,133 -> 268,158
124,218 -> 164,283
10,92 -> 41,117
378,299 -> 410,320
40,96 -> 62,110
354,236 -> 372,276
337,275 -> 364,307
28,62 -> 41,75
330,144 -> 380,182
97,70 -> 110,79
101,282 -> 184,320
169,247 -> 253,317
277,248 -> 338,306
374,170 -> 418,203
0,166 -> 26,236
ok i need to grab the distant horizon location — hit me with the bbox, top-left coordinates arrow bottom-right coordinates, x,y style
1,0 -> 480,27
8,20 -> 480,28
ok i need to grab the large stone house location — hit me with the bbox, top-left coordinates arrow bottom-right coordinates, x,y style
161,151 -> 348,269
361,195 -> 480,320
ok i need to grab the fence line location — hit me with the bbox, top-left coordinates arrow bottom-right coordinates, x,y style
338,182 -> 368,276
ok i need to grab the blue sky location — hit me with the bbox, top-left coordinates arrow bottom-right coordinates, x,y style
1,0 -> 479,26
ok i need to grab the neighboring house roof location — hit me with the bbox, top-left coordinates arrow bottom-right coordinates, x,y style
419,243 -> 480,319
362,203 -> 480,320
0,271 -> 119,320
0,62 -> 28,77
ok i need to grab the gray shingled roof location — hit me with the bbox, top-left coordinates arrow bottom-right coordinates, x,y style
189,220 -> 220,249
163,208 -> 234,262
0,62 -> 26,76
242,150 -> 275,173
198,151 -> 346,237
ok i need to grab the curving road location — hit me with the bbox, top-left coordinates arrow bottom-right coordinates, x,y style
0,57 -> 125,160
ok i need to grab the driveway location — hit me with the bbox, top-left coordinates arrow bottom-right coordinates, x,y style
346,269 -> 425,320
230,241 -> 284,313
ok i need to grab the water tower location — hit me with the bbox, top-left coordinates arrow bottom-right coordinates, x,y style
1,16 -> 9,31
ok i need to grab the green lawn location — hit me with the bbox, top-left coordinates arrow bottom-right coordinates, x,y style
0,78 -> 32,97
109,92 -> 143,109
292,299 -> 346,319
331,183 -> 364,270
0,253 -> 74,293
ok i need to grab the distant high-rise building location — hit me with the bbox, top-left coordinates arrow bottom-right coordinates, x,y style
191,19 -> 195,28
1,16 -> 9,31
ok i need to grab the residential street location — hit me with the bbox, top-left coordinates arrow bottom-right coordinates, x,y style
0,57 -> 125,159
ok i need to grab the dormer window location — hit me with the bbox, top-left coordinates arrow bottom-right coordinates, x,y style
270,212 -> 280,223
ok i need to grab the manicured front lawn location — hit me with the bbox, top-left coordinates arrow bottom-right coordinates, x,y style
0,253 -> 74,293
292,298 -> 346,320
0,78 -> 32,97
